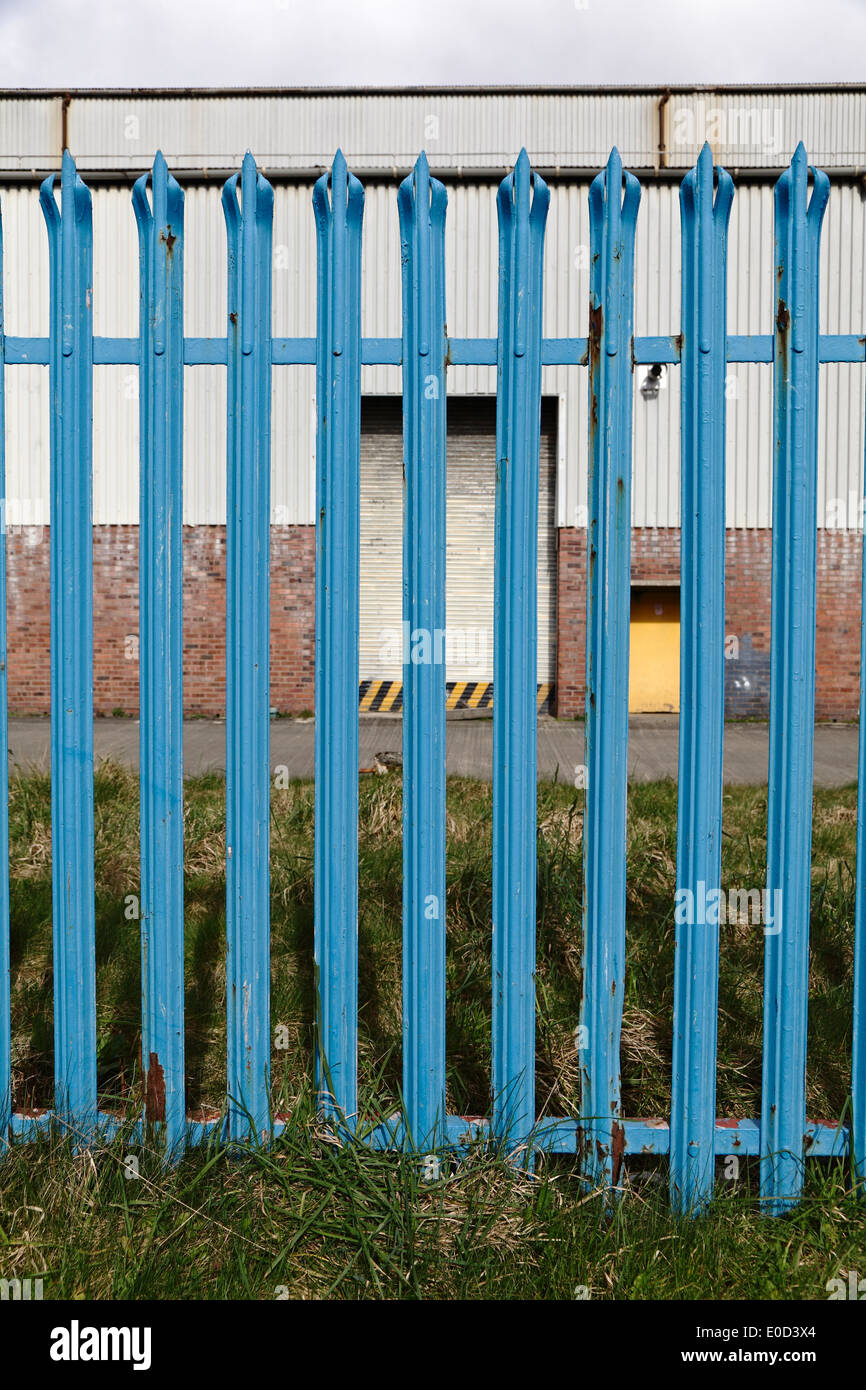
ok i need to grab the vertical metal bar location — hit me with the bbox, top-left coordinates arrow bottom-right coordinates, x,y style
761,143 -> 829,1213
132,153 -> 185,1158
491,150 -> 549,1155
855,387 -> 866,1195
397,153 -> 447,1150
670,144 -> 733,1215
222,153 -> 274,1144
0,194 -> 9,1148
40,152 -> 97,1133
579,148 -> 640,1194
312,151 -> 364,1126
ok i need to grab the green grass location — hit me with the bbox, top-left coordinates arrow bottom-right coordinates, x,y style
2,764 -> 865,1299
1,1104 -> 863,1300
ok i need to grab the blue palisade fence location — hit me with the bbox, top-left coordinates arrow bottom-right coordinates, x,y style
0,140 -> 862,1215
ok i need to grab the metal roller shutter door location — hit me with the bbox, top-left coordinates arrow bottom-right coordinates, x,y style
359,397 -> 556,701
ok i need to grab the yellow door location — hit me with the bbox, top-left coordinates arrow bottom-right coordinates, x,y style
628,587 -> 680,713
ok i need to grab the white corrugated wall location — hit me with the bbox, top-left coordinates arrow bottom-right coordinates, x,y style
4,90 -> 862,177
1,156 -> 864,530
61,92 -> 660,176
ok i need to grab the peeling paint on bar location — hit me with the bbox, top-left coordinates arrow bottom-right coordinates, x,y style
40,151 -> 97,1138
670,144 -> 733,1215
579,148 -> 640,1196
398,153 -> 448,1151
761,144 -> 829,1214
223,153 -> 274,1144
492,150 -> 549,1156
313,151 -> 364,1127
0,190 -> 8,1153
133,152 -> 186,1159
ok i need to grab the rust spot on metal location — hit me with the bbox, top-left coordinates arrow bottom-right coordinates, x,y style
588,302 -> 603,440
229,311 -> 238,328
775,299 -> 789,378
160,227 -> 177,258
145,1051 -> 166,1124
776,299 -> 790,335
611,1120 -> 626,1187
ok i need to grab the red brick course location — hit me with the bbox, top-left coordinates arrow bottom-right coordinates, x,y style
5,523 -> 861,721
556,527 -> 863,722
6,524 -> 316,717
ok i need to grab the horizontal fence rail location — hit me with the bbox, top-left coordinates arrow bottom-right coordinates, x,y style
0,142 -> 863,1213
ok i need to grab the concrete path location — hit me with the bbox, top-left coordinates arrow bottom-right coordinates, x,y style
6,714 -> 860,786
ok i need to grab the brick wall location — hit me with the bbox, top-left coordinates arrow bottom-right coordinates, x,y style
6,522 -> 861,721
556,527 -> 863,721
6,524 -> 316,717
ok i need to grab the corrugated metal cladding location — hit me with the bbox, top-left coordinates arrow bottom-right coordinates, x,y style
0,90 -> 864,528
2,89 -> 864,174
12,92 -> 660,174
359,398 -> 556,684
1,176 -> 864,529
660,91 -> 866,169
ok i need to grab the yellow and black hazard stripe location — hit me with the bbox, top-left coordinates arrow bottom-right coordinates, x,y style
446,681 -> 493,710
359,681 -> 555,714
536,683 -> 554,714
358,679 -> 404,712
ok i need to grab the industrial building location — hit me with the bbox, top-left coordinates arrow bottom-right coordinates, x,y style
0,86 -> 864,719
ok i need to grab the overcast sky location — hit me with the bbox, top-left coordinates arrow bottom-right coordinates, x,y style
0,0 -> 864,87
